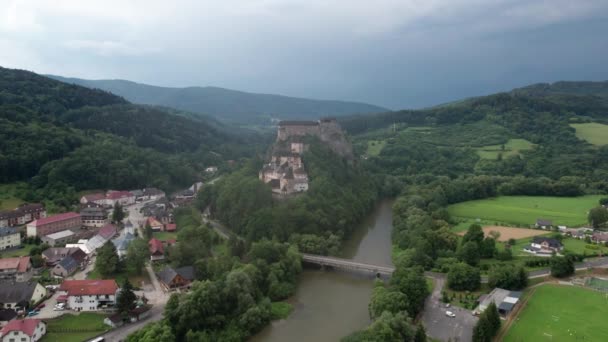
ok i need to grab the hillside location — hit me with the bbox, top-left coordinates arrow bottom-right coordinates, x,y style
0,67 -> 259,207
47,75 -> 388,124
512,81 -> 608,99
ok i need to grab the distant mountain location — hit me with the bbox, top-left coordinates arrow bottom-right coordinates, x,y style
47,75 -> 388,124
512,81 -> 608,99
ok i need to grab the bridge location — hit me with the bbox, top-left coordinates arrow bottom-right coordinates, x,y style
301,253 -> 395,276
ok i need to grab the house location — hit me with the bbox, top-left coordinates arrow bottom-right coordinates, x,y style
148,238 -> 164,261
59,279 -> 119,311
103,314 -> 124,328
105,191 -> 135,207
98,224 -> 118,241
104,305 -> 151,328
0,204 -> 46,228
41,230 -> 75,247
0,319 -> 46,342
0,282 -> 46,309
26,212 -> 81,237
79,193 -> 106,206
0,257 -> 33,282
85,236 -> 107,255
0,309 -> 17,327
592,232 -> 608,244
157,266 -> 195,290
51,255 -> 80,277
205,166 -> 218,173
524,236 -> 563,255
80,207 -> 108,228
174,189 -> 195,200
535,219 -> 553,229
475,288 -> 521,317
164,223 -> 176,232
0,228 -> 20,251
41,248 -> 86,267
142,188 -> 165,201
146,217 -> 163,232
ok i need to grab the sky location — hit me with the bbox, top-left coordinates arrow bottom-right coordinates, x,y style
1,0 -> 607,109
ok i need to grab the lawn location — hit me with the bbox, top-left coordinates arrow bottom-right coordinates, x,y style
366,140 -> 387,156
0,244 -> 35,258
476,138 -> 535,159
87,268 -> 150,288
153,231 -> 178,241
571,123 -> 608,146
0,183 -> 24,211
504,285 -> 608,341
448,195 -> 604,227
561,238 -> 608,256
42,313 -> 108,342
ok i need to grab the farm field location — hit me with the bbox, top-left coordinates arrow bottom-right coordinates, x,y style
366,140 -> 386,156
571,123 -> 608,146
504,285 -> 608,341
476,138 -> 535,159
456,226 -> 548,241
448,195 -> 604,227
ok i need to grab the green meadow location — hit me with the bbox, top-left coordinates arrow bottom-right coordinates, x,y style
571,122 -> 608,146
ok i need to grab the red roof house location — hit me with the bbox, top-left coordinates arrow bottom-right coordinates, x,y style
146,217 -> 163,231
26,212 -> 81,237
0,319 -> 46,341
59,279 -> 119,296
165,223 -> 177,232
0,256 -> 33,282
106,191 -> 134,200
98,224 -> 118,240
149,238 -> 164,261
80,193 -> 106,204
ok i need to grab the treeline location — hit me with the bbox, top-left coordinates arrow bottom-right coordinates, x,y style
198,141 -> 379,249
0,66 -> 263,207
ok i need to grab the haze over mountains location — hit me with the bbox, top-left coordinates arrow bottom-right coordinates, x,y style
48,75 -> 389,124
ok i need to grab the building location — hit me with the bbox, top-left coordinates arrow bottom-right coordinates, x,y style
98,224 -> 118,241
0,319 -> 46,342
148,238 -> 164,261
26,212 -> 81,238
58,279 -> 119,312
164,223 -> 176,232
52,255 -> 80,277
0,282 -> 46,309
205,166 -> 218,173
41,248 -> 86,267
0,228 -> 20,251
476,288 -> 522,316
157,266 -> 195,290
523,237 -> 563,255
105,191 -> 135,207
592,232 -> 608,244
146,217 -> 163,232
141,188 -> 165,201
535,219 -> 553,229
79,193 -> 106,206
112,232 -> 135,259
0,204 -> 46,228
0,309 -> 17,327
0,257 -> 33,282
80,207 -> 108,228
41,230 -> 75,247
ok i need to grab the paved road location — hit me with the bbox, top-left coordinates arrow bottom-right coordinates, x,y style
100,304 -> 166,341
421,275 -> 478,342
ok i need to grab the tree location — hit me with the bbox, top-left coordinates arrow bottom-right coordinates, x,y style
447,262 -> 481,291
488,230 -> 501,241
368,282 -> 409,320
462,224 -> 485,246
487,264 -> 528,290
117,279 -> 137,315
551,256 -> 574,278
588,206 -> 608,228
472,313 -> 492,342
480,237 -> 496,258
599,197 -> 608,206
390,267 -> 430,317
112,202 -> 125,224
144,221 -> 153,239
127,238 -> 150,275
30,254 -> 44,268
126,321 -> 175,342
414,324 -> 427,342
485,302 -> 501,336
507,238 -> 516,246
95,241 -> 120,277
458,241 -> 480,266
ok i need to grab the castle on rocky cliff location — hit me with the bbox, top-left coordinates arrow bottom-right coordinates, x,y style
259,118 -> 352,195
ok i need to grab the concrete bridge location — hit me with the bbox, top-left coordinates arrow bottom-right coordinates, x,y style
301,253 -> 395,276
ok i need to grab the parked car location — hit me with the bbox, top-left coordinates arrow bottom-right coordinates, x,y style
445,311 -> 456,318
27,311 -> 39,317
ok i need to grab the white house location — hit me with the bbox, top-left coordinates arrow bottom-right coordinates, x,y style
0,319 -> 46,342
0,228 -> 20,251
58,280 -> 119,312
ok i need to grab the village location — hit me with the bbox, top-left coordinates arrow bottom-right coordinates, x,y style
0,174 -> 216,341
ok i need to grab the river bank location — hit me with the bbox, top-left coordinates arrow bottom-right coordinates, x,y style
251,199 -> 395,342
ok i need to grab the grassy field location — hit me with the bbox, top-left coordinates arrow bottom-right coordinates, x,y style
87,268 -> 150,288
448,195 -> 603,227
0,183 -> 24,211
366,140 -> 387,156
153,231 -> 178,241
0,244 -> 36,258
42,313 -> 108,342
504,285 -> 608,341
571,123 -> 608,146
476,138 -> 535,159
271,302 -> 294,320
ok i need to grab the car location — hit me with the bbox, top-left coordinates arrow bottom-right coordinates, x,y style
446,311 -> 456,318
53,306 -> 65,311
27,311 -> 39,317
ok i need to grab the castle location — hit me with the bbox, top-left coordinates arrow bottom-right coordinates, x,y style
259,118 -> 352,195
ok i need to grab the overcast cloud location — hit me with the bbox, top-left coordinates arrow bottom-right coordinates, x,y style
1,0 -> 607,108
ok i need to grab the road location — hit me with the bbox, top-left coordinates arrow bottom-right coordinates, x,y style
100,304 -> 166,341
421,275 -> 478,342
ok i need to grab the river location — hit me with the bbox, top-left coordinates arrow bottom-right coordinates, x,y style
252,199 -> 395,342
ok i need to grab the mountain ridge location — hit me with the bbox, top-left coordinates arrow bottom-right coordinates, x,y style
47,75 -> 389,124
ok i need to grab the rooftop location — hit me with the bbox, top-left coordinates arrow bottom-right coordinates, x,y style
149,238 -> 164,255
0,257 -> 30,272
98,224 -> 117,240
0,227 -> 18,237
29,212 -> 80,227
0,319 -> 42,337
44,230 -> 75,240
60,279 -> 118,296
106,191 -> 134,200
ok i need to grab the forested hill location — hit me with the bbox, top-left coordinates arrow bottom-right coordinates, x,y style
47,75 -> 388,124
512,81 -> 608,100
0,67 -> 260,208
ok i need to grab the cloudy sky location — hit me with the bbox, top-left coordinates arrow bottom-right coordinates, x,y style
1,0 -> 607,109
